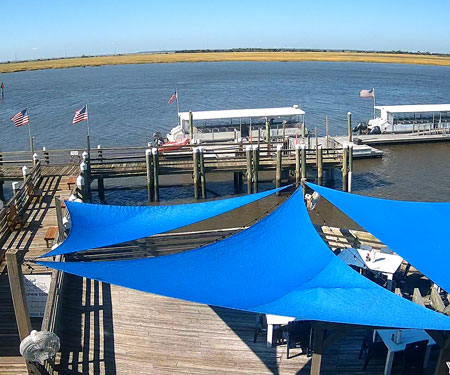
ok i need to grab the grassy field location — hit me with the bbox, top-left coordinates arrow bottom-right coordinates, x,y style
2,51 -> 450,73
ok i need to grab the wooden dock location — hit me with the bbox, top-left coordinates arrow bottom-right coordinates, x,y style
0,144 -> 447,375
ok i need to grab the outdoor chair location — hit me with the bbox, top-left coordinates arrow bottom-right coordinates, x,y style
400,339 -> 428,375
360,331 -> 387,371
284,321 -> 313,359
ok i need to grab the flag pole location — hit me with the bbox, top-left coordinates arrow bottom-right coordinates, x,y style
176,88 -> 180,126
86,104 -> 91,158
27,109 -> 34,155
373,88 -> 376,119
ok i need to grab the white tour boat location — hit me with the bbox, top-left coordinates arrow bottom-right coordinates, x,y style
356,104 -> 450,134
166,105 -> 306,143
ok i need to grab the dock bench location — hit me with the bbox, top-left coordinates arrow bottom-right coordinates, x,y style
44,226 -> 58,248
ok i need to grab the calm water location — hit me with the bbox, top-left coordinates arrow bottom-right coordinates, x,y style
1,61 -> 450,203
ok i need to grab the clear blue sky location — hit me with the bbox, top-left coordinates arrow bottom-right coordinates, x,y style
2,0 -> 450,62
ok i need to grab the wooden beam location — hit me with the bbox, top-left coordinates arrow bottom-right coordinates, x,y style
54,198 -> 65,242
6,249 -> 31,340
310,327 -> 325,375
431,287 -> 445,312
412,288 -> 425,306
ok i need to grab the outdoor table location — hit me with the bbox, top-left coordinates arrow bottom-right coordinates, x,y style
265,314 -> 295,347
375,328 -> 435,375
338,248 -> 403,290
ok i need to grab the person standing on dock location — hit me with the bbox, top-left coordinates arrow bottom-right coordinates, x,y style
1,82 -> 4,98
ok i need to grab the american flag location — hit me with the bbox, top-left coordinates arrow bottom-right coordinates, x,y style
360,88 -> 375,98
10,109 -> 29,127
73,105 -> 88,124
168,91 -> 177,104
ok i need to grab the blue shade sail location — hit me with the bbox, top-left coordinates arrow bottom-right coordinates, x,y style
307,182 -> 450,293
41,186 -> 289,258
38,188 -> 450,330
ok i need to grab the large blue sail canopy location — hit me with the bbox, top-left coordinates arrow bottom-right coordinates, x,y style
307,182 -> 450,293
42,186 -> 288,258
39,189 -> 450,330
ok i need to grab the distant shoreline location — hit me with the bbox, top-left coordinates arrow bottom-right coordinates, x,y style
2,51 -> 450,73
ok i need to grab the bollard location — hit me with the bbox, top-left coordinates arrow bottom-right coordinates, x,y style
252,145 -> 259,193
347,112 -> 352,143
342,144 -> 349,192
12,181 -> 20,196
32,153 -> 39,167
145,149 -> 154,203
295,143 -> 301,187
275,144 -> 282,195
76,175 -> 86,202
192,147 -> 200,200
22,166 -> 29,182
43,147 -> 49,164
199,147 -> 207,199
317,145 -> 323,185
152,148 -> 159,202
245,145 -> 253,194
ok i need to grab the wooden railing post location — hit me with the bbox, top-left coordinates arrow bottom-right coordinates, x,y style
295,143 -> 301,187
192,147 -> 199,200
6,249 -> 32,340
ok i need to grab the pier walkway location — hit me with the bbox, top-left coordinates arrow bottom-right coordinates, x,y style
0,164 -> 77,375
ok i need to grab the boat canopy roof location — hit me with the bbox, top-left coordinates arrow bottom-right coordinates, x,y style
178,106 -> 305,122
375,104 -> 450,114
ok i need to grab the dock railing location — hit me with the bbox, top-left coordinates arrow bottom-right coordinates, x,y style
0,161 -> 42,251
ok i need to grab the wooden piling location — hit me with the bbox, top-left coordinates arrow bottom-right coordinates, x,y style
317,145 -> 323,185
347,111 -> 352,143
55,197 -> 65,241
193,147 -> 200,200
6,249 -> 32,341
326,116 -> 329,148
275,144 -> 282,195
265,118 -> 271,152
152,148 -> 159,202
342,144 -> 349,192
146,149 -> 154,203
97,145 -> 105,202
252,145 -> 259,193
189,111 -> 194,142
245,145 -> 252,194
43,147 -> 49,164
301,144 -> 307,197
348,143 -> 353,192
295,144 -> 301,187
199,147 -> 207,199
